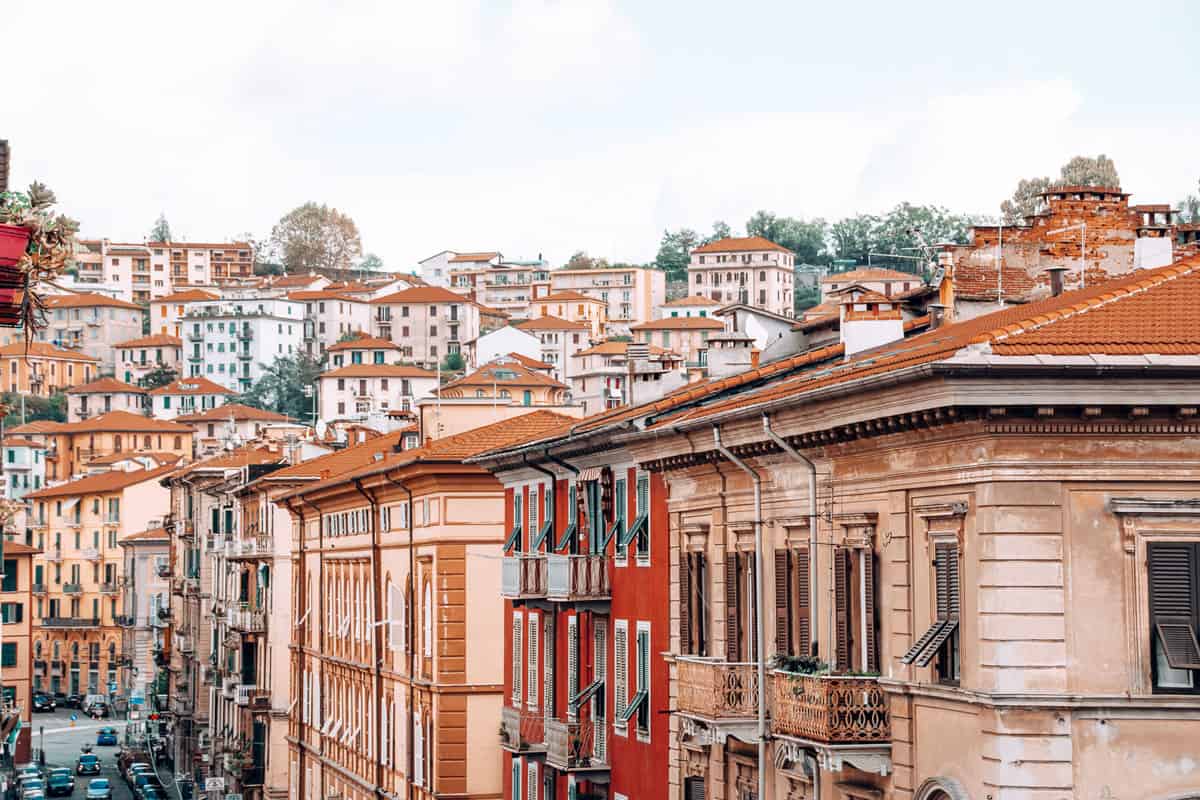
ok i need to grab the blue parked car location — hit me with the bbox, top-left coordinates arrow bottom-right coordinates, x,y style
96,727 -> 118,746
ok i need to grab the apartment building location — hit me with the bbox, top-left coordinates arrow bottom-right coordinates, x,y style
149,376 -> 237,420
73,241 -> 161,302
279,411 -> 569,800
481,254 -> 1200,800
689,236 -> 795,317
26,465 -> 173,700
74,240 -> 252,301
370,287 -> 481,369
630,316 -> 723,370
473,424 -> 672,800
467,326 -> 541,373
324,333 -> 401,368
114,333 -> 183,386
318,364 -> 438,423
180,297 -> 304,391
64,377 -> 146,422
1,541 -> 37,764
289,290 -> 372,357
569,341 -> 685,415
420,250 -> 501,287
36,293 -> 144,371
3,438 -> 46,504
117,526 -> 170,714
512,316 -> 592,383
174,404 -> 294,455
550,264 -> 665,330
8,411 -> 193,482
527,292 -> 608,340
656,295 -> 722,319
150,290 -> 220,338
439,359 -> 569,407
0,342 -> 98,395
820,267 -> 922,301
451,261 -> 552,318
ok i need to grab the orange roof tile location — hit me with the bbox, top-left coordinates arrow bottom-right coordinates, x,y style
269,274 -> 327,288
513,315 -> 590,331
1,438 -> 45,448
254,430 -> 408,483
6,420 -> 68,434
692,236 -> 793,255
533,290 -> 604,304
662,295 -> 721,307
573,341 -> 676,358
120,527 -> 169,543
173,403 -> 292,423
448,251 -> 501,263
149,241 -> 251,250
114,333 -> 183,349
321,364 -> 437,379
0,342 -> 100,361
42,293 -> 142,311
168,446 -> 281,478
149,377 -> 238,397
325,334 -> 400,352
370,286 -> 468,305
441,360 -> 566,391
60,410 -> 194,433
630,317 -> 725,331
88,451 -> 181,466
506,352 -> 553,370
65,377 -> 146,395
26,464 -> 178,499
286,290 -> 367,303
152,289 -> 220,303
822,267 -> 916,284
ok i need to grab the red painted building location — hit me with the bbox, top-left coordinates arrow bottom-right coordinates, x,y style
476,432 -> 670,800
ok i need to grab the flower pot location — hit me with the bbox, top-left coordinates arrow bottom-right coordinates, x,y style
0,224 -> 30,267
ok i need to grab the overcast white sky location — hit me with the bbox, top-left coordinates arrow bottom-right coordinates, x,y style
6,0 -> 1199,270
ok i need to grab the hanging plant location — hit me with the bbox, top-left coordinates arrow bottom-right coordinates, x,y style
0,182 -> 80,331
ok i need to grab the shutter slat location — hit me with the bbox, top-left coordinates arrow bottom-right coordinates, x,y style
863,549 -> 878,673
614,625 -> 627,721
774,549 -> 791,656
679,552 -> 692,654
795,548 -> 811,658
725,554 -> 740,662
834,548 -> 850,669
935,542 -> 952,620
1149,542 -> 1200,670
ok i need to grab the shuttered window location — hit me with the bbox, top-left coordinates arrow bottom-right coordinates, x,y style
613,621 -> 628,726
681,551 -> 707,656
414,715 -> 425,787
774,547 -> 811,658
613,478 -> 628,560
512,611 -> 523,703
1149,542 -> 1200,690
635,474 -> 650,559
528,486 -> 539,539
724,553 -> 741,661
901,541 -> 960,669
527,760 -> 538,800
566,615 -> 579,716
527,613 -> 539,709
635,624 -> 651,734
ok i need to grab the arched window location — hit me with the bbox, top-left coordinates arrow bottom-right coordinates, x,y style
113,435 -> 122,452
173,436 -> 182,450
422,581 -> 433,658
143,435 -> 152,449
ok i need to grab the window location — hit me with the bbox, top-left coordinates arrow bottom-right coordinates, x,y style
901,541 -> 957,679
1148,542 -> 1200,691
526,612 -> 539,709
422,581 -> 433,658
0,603 -> 22,624
774,547 -> 811,658
634,623 -> 650,735
613,620 -> 628,732
0,560 -> 15,593
724,551 -> 756,661
511,611 -> 523,703
680,550 -> 708,656
0,643 -> 15,667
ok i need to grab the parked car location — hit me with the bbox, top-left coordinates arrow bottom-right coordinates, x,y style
46,769 -> 74,797
20,779 -> 45,796
139,786 -> 165,800
131,773 -> 161,794
16,765 -> 42,786
96,727 -> 118,746
52,692 -> 67,706
76,754 -> 101,775
64,693 -> 83,709
31,693 -> 55,712
125,762 -> 151,784
82,698 -> 109,718
21,790 -> 44,800
85,779 -> 112,800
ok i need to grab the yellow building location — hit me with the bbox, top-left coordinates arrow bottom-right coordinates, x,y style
0,342 -> 99,395
26,465 -> 174,698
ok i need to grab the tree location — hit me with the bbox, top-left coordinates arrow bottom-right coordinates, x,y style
1001,155 -> 1121,223
1,392 -> 65,423
1178,179 -> 1200,224
654,228 -> 699,282
745,211 -> 829,264
139,365 -> 177,390
703,221 -> 731,245
1000,177 -> 1052,224
269,203 -> 363,273
440,352 -> 465,373
149,213 -> 172,243
357,253 -> 384,272
238,354 -> 324,423
564,251 -> 609,270
829,214 -> 879,264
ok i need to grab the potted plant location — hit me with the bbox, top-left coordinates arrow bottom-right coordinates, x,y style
0,182 -> 79,328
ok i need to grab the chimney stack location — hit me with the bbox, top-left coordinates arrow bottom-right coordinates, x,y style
927,303 -> 946,331
1047,266 -> 1068,297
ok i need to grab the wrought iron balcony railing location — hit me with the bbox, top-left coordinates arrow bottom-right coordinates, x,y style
770,671 -> 890,745
675,657 -> 758,721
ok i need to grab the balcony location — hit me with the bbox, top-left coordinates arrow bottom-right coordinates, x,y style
545,716 -> 608,774
230,606 -> 266,634
114,614 -> 135,628
546,554 -> 609,602
171,694 -> 194,717
41,616 -> 100,629
173,633 -> 194,655
100,582 -> 118,594
226,536 -> 272,560
81,548 -> 100,561
500,705 -> 545,753
172,576 -> 200,596
33,659 -> 45,676
501,555 -> 547,599
222,676 -> 237,700
44,550 -> 62,563
675,657 -> 759,743
32,583 -> 46,594
63,583 -> 82,595
237,328 -> 253,341
770,671 -> 892,777
236,683 -> 256,706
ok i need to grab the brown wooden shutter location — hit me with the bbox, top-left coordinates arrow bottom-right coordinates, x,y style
748,554 -> 758,661
725,553 -> 740,662
1149,542 -> 1200,669
795,548 -> 811,658
834,547 -> 850,670
863,549 -> 878,673
679,551 -> 692,655
774,550 -> 791,657
697,552 -> 708,656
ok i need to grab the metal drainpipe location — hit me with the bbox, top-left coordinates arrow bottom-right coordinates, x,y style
712,426 -> 766,800
352,478 -> 385,796
760,414 -> 819,657
382,470 -> 414,800
524,453 -> 559,540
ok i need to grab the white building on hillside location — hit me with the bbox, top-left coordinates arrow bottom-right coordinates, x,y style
288,289 -> 372,357
318,364 -> 438,422
688,236 -> 796,317
471,325 -> 541,368
180,297 -> 304,391
148,377 -> 237,420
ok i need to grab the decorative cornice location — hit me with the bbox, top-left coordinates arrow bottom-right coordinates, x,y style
1110,497 -> 1200,517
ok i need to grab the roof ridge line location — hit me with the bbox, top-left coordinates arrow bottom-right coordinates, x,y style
979,262 -> 1199,346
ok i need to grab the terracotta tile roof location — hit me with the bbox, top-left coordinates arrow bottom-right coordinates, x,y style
0,342 -> 100,361
173,403 -> 292,423
7,420 -> 68,434
573,341 -> 675,358
168,446 -> 282,478
441,360 -> 566,391
506,352 -> 553,370
325,334 -> 400,352
42,293 -> 142,311
662,295 -> 721,307
448,252 -> 501,263
149,377 -> 238,397
26,463 -> 177,499
691,236 -> 793,255
657,257 -> 1200,428
270,274 -> 327,288
513,315 -> 590,331
325,282 -> 374,292
280,411 -> 574,499
370,286 -> 467,305
630,317 -> 725,331
475,303 -> 510,317
152,289 -> 219,303
822,267 -> 916,284
114,333 -> 183,349
120,527 -> 168,543
3,542 -> 40,555
149,241 -> 251,250
65,377 -> 146,395
533,290 -> 604,304
321,364 -> 437,379
1,438 -> 45,448
88,451 -> 181,466
256,430 -> 408,483
61,410 -> 194,433
286,290 -> 366,303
